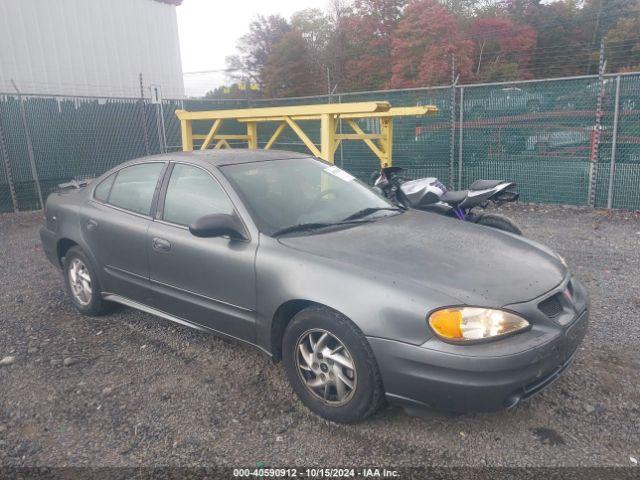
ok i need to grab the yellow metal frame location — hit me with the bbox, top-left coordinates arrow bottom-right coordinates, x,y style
175,102 -> 438,167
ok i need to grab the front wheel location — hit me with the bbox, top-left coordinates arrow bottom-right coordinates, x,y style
476,213 -> 522,235
282,305 -> 385,423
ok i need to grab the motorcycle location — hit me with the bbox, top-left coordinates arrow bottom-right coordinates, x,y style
371,166 -> 522,235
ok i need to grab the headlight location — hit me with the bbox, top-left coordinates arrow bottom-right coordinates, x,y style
428,307 -> 529,342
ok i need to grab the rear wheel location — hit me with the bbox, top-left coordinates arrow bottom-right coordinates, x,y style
476,213 -> 522,235
63,246 -> 113,316
282,305 -> 385,423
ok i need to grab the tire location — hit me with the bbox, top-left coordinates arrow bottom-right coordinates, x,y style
476,213 -> 522,235
63,246 -> 113,316
282,305 -> 385,423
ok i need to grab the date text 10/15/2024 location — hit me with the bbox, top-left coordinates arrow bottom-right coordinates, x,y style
233,468 -> 399,478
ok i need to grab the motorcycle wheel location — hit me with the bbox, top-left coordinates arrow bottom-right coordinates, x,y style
476,213 -> 522,235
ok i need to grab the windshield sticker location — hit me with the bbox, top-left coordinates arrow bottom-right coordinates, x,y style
325,165 -> 355,182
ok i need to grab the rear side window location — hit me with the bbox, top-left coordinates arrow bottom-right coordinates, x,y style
93,173 -> 115,202
107,163 -> 164,215
163,164 -> 234,226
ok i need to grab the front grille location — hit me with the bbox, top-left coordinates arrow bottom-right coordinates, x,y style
538,293 -> 563,318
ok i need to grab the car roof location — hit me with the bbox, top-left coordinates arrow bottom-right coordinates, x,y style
128,149 -> 313,168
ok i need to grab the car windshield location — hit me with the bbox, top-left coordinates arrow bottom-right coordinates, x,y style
221,157 -> 399,236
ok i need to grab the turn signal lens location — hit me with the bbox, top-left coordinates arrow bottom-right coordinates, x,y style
429,309 -> 463,339
428,307 -> 529,342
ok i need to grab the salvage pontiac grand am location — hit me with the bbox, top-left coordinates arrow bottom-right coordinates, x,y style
40,150 -> 589,423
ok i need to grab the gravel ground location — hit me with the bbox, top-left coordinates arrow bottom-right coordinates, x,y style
0,204 -> 639,469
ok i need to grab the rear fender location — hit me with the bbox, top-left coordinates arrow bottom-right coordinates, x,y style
491,184 -> 519,203
462,183 -> 517,208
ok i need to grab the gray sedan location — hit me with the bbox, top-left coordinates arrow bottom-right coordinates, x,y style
40,150 -> 589,423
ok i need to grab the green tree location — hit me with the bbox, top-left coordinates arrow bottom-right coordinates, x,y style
604,17 -> 640,72
291,9 -> 333,92
507,0 -> 588,77
481,62 -> 520,81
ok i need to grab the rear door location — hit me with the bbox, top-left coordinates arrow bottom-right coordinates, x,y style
147,162 -> 258,342
81,161 -> 166,304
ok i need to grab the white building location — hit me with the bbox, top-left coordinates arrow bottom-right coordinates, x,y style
0,0 -> 184,98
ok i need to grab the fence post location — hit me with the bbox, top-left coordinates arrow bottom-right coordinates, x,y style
587,40 -> 606,207
338,95 -> 344,168
159,100 -> 168,152
154,103 -> 165,154
139,73 -> 150,155
0,114 -> 19,212
448,56 -> 458,189
11,80 -> 44,210
457,86 -> 464,190
607,75 -> 621,209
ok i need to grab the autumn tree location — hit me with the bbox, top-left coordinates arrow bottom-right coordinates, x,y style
390,0 -> 474,87
226,15 -> 291,88
222,0 -> 640,97
263,30 -> 324,97
469,16 -> 536,80
337,0 -> 406,91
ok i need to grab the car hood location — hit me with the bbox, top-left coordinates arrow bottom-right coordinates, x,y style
278,210 -> 566,306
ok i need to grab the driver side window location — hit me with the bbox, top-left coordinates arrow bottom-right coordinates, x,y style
162,164 -> 234,227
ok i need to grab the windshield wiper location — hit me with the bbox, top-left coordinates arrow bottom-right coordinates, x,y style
272,219 -> 371,237
341,207 -> 403,222
272,208 -> 402,237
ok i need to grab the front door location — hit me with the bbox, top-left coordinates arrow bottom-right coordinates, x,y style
147,163 -> 258,342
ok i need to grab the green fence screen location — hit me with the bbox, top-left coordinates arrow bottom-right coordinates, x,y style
1,73 -> 639,213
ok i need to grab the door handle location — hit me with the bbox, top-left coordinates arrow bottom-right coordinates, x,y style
152,237 -> 171,252
87,219 -> 98,231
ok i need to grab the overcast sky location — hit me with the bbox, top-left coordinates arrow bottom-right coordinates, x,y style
177,0 -> 328,96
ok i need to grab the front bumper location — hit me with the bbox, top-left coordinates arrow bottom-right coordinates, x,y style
368,302 -> 589,412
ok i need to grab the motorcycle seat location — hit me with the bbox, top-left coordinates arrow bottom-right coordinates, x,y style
440,190 -> 467,206
468,179 -> 504,190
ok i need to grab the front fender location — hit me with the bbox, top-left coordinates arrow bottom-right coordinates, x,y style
254,235 -> 458,354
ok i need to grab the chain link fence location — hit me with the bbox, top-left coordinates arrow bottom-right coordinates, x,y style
1,72 -> 639,213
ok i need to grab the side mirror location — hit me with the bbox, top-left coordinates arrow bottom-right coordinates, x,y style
189,214 -> 248,240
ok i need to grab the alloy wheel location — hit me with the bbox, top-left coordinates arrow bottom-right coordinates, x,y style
68,258 -> 92,306
295,328 -> 357,406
